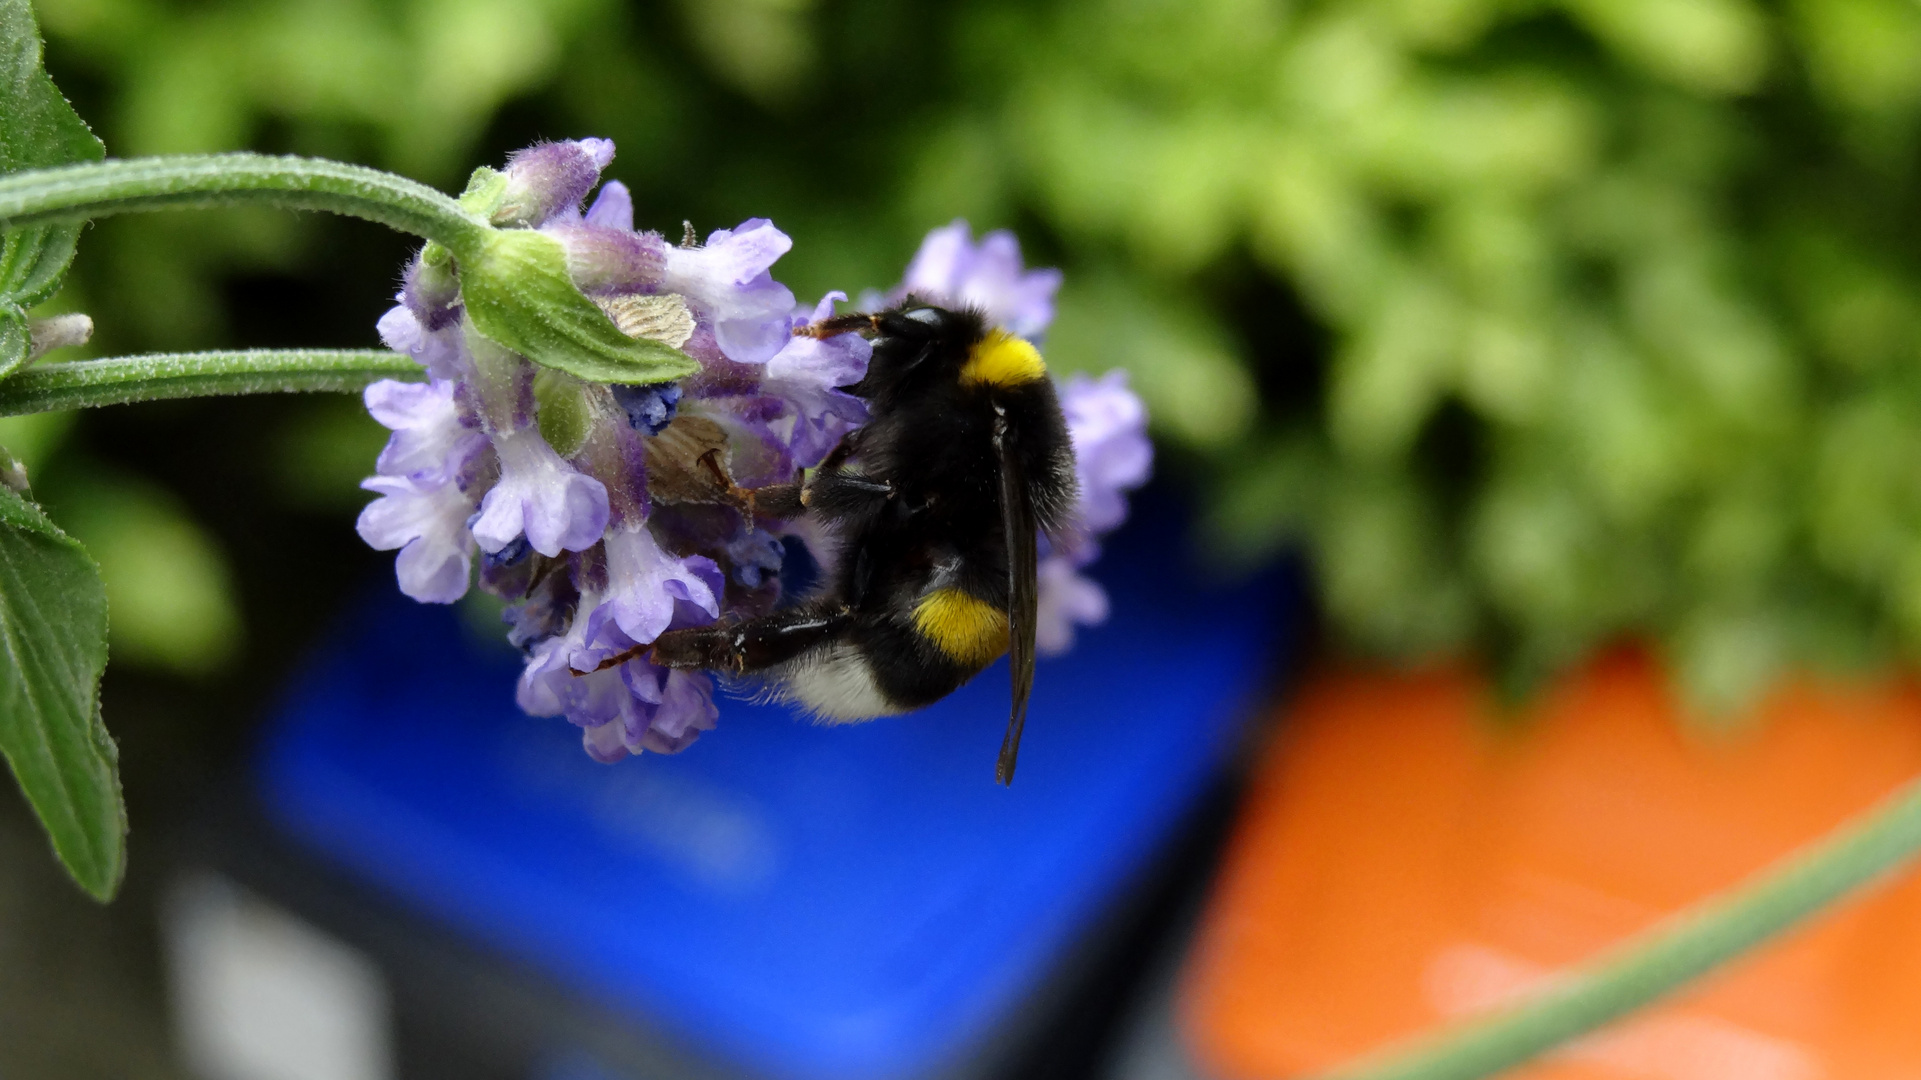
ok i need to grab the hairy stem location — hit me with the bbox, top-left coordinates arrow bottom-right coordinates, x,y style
0,155 -> 489,254
1320,772 -> 1921,1080
0,350 -> 423,415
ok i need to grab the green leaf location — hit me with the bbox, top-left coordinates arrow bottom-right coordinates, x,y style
0,300 -> 25,377
0,0 -> 105,342
459,228 -> 701,385
0,485 -> 123,901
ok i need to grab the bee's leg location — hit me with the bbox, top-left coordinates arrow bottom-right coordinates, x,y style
816,429 -> 862,472
795,313 -> 880,340
747,479 -> 806,519
804,470 -> 894,519
650,602 -> 854,674
688,452 -> 813,524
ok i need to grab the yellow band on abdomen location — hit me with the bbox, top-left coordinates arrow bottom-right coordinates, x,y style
959,329 -> 1046,387
912,588 -> 1009,666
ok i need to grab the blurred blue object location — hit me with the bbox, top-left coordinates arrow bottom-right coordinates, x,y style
258,497 -> 1293,1080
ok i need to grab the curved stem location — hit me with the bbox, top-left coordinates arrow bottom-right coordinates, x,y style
0,350 -> 423,415
0,155 -> 490,254
1320,772 -> 1921,1080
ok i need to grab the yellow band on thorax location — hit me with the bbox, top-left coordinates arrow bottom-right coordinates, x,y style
912,588 -> 1010,666
960,329 -> 1046,387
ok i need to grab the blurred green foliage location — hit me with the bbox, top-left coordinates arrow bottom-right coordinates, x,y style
25,0 -> 1921,709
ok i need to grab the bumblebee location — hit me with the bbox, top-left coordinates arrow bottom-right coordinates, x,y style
649,302 -> 1078,783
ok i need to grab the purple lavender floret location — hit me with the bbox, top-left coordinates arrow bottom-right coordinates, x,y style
662,219 -> 797,363
357,472 -> 480,604
516,577 -> 722,762
894,220 -> 1063,341
761,292 -> 871,465
360,142 -> 1150,764
356,376 -> 487,604
1060,370 -> 1152,538
377,305 -> 468,383
599,523 -> 724,645
365,379 -> 482,481
1036,371 -> 1152,654
471,426 -> 610,557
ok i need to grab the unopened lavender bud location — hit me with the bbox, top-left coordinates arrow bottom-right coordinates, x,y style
404,248 -> 461,331
494,139 -> 615,227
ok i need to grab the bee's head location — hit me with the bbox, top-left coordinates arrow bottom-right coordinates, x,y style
873,303 -> 966,341
843,301 -> 994,399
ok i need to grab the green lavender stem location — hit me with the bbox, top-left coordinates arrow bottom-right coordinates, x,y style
1319,771 -> 1921,1080
0,350 -> 423,415
0,155 -> 489,254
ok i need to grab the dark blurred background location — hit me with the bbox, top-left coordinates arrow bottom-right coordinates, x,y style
9,0 -> 1921,1075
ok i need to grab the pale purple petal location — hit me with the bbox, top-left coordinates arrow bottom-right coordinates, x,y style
473,427 -> 610,557
661,219 -> 797,363
584,180 -> 634,231
900,221 -> 971,299
602,523 -> 723,644
761,292 -> 871,465
1035,554 -> 1109,656
357,474 -> 477,603
639,669 -> 718,754
377,304 -> 469,382
365,378 -> 483,482
1062,370 -> 1152,536
897,219 -> 1061,339
581,720 -> 630,762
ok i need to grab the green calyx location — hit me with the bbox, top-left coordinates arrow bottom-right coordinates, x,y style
454,227 -> 700,386
458,166 -> 509,221
533,368 -> 593,457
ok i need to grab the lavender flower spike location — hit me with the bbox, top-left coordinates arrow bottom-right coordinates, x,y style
358,137 -> 1152,768
471,426 -> 610,557
897,220 -> 1063,340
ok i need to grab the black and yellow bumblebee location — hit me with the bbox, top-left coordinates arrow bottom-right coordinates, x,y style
649,302 -> 1078,784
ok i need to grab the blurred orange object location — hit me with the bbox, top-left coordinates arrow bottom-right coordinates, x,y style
1180,648 -> 1921,1080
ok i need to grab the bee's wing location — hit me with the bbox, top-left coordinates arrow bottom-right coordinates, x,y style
993,405 -> 1039,786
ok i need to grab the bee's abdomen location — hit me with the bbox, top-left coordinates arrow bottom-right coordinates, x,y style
911,588 -> 1009,667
